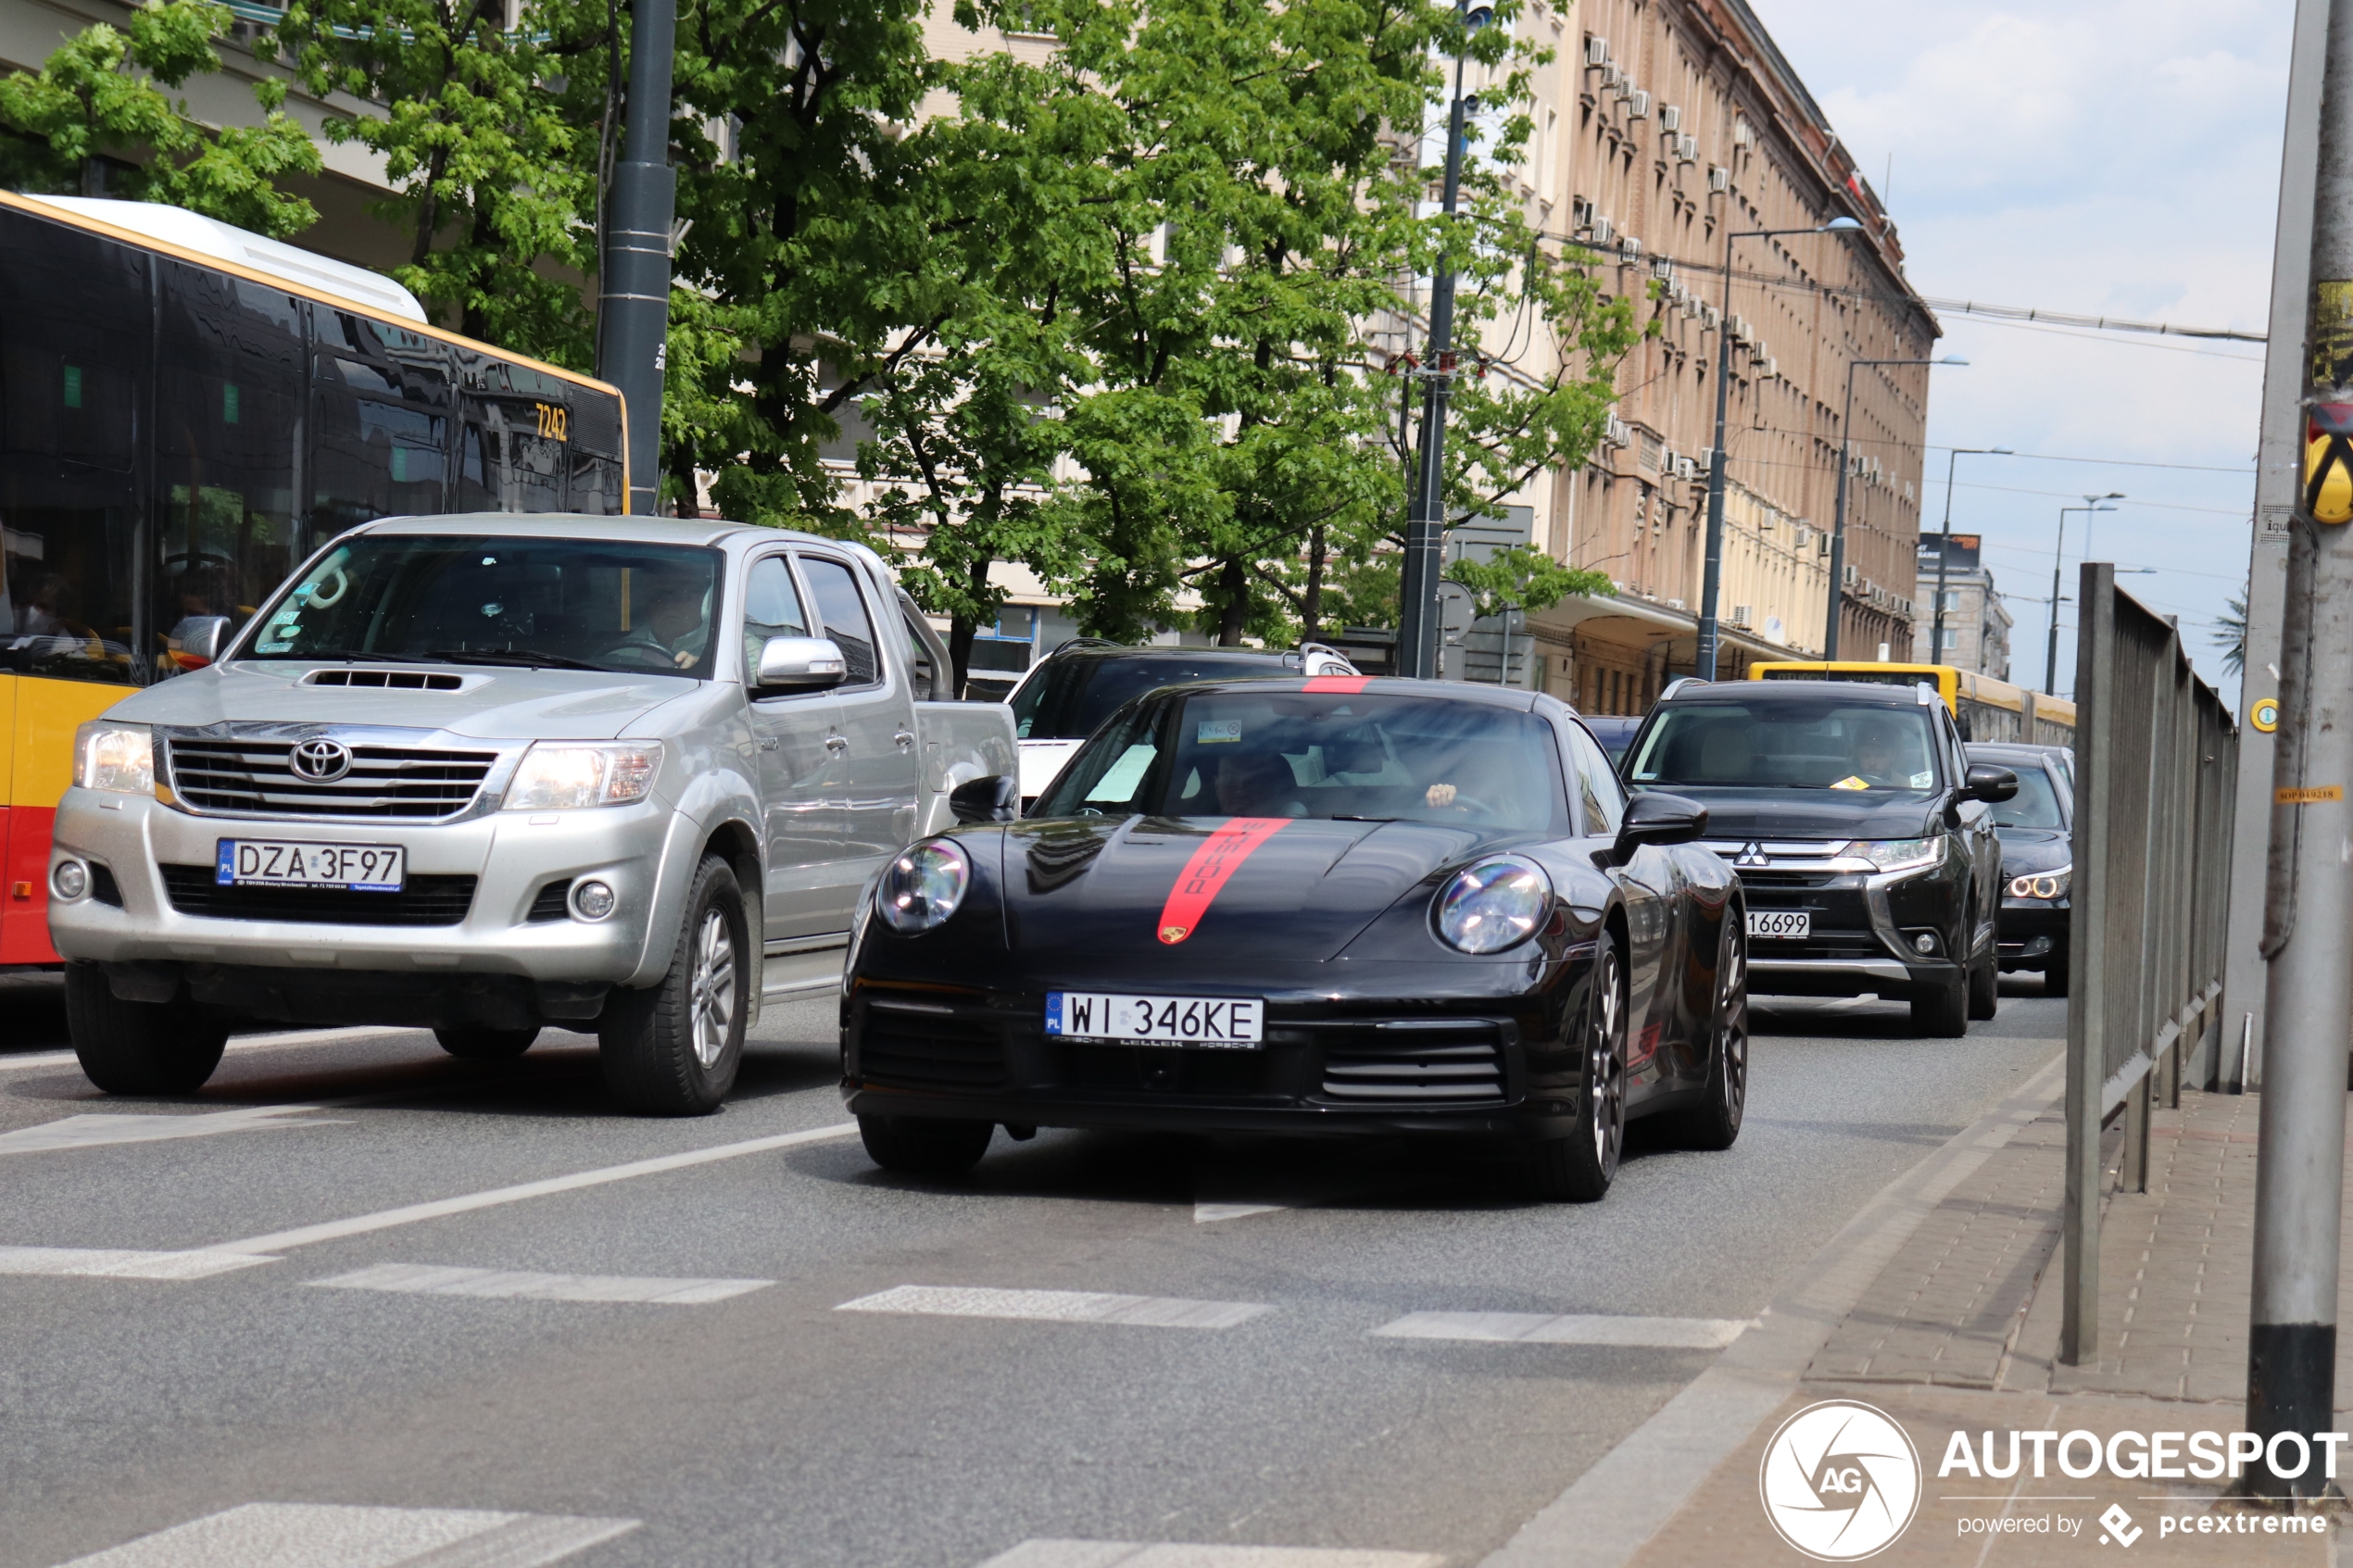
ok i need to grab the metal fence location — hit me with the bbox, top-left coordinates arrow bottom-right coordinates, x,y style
2061,563 -> 2239,1363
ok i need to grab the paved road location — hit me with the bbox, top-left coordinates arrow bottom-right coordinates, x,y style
0,976 -> 2065,1568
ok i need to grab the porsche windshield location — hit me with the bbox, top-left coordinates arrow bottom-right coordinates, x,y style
243,535 -> 724,677
1013,652 -> 1305,741
1033,691 -> 1565,833
1627,700 -> 1944,793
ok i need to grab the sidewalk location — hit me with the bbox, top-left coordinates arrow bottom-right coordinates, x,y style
1625,1085 -> 2353,1566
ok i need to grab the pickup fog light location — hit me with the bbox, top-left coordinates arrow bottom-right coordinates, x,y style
572,880 -> 617,921
2008,866 -> 2071,900
503,742 -> 663,810
1852,836 -> 1942,873
877,841 -> 969,933
1435,855 -> 1553,954
72,722 -> 153,795
51,860 -> 88,900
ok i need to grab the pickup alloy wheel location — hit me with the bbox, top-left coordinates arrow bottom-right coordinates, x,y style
65,962 -> 228,1096
599,855 -> 748,1115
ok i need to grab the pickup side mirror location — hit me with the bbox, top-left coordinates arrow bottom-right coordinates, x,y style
1965,763 -> 2019,804
949,773 -> 1019,825
167,614 -> 233,670
1611,791 -> 1707,864
755,635 -> 849,692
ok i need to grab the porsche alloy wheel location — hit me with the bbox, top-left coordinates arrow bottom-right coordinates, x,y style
1678,913 -> 1748,1150
1527,936 -> 1627,1202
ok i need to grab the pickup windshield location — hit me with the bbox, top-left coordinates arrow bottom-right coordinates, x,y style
243,535 -> 724,678
1627,700 -> 1944,792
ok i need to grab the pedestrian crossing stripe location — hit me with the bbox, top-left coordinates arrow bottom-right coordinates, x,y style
52,1502 -> 636,1567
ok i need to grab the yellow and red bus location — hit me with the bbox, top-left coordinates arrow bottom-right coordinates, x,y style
1747,661 -> 2076,747
0,190 -> 625,964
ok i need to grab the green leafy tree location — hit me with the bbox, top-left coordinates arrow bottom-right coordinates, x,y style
0,0 -> 322,238
1444,543 -> 1612,620
2215,589 -> 2247,676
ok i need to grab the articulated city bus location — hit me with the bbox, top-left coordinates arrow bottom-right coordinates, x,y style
0,190 -> 626,964
1747,661 -> 2077,746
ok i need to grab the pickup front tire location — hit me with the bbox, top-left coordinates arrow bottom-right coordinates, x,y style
435,1027 -> 539,1060
65,962 -> 229,1095
599,856 -> 748,1115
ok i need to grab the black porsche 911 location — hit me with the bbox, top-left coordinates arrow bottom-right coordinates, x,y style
838,676 -> 1750,1201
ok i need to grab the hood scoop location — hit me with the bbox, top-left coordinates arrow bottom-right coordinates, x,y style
300,668 -> 479,693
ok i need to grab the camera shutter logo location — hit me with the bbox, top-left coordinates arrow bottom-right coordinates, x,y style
1757,1399 -> 1921,1561
290,737 -> 353,783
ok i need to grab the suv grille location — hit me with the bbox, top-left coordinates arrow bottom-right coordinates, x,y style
1315,1020 -> 1507,1103
166,737 -> 497,820
160,864 -> 477,925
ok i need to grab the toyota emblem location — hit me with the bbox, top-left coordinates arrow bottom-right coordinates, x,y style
289,737 -> 353,783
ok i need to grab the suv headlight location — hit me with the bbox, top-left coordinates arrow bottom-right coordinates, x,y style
877,841 -> 970,934
1852,837 -> 1943,874
1435,855 -> 1553,954
502,742 -> 663,810
74,722 -> 153,795
2008,866 -> 2071,900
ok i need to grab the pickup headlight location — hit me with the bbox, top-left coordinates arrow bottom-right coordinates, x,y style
1852,837 -> 1943,874
1435,855 -> 1553,954
502,742 -> 664,810
74,722 -> 153,795
2009,866 -> 2071,900
876,841 -> 969,934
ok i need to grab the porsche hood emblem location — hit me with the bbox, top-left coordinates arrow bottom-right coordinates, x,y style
1160,924 -> 1190,944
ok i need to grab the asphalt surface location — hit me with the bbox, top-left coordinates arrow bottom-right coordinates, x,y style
0,973 -> 2068,1568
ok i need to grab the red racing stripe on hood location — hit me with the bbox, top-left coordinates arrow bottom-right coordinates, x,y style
1156,818 -> 1291,944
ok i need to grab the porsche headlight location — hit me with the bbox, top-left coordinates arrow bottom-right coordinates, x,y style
74,722 -> 153,795
1852,837 -> 1943,874
502,742 -> 663,809
877,841 -> 970,934
2008,865 -> 2071,900
1434,855 -> 1553,955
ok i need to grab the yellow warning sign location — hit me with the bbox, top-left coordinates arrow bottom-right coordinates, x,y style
2306,431 -> 2353,523
2275,784 -> 2344,804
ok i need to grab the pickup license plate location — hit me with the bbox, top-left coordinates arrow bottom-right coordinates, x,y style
1747,909 -> 1810,940
216,839 -> 406,892
1046,992 -> 1264,1049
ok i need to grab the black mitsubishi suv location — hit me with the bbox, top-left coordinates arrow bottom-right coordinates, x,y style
1619,679 -> 2018,1035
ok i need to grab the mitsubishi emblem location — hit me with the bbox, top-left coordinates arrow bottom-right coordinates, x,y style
1734,842 -> 1769,868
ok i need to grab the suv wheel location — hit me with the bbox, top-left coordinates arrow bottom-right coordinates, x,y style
1912,966 -> 1969,1037
1967,944 -> 1999,1021
65,963 -> 228,1095
599,856 -> 748,1115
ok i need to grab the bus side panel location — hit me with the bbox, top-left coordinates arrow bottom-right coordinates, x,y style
5,677 -> 123,963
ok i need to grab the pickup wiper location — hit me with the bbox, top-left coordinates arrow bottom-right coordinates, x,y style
426,647 -> 605,672
251,648 -> 443,664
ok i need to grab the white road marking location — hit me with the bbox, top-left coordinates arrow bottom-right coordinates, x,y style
977,1542 -> 1444,1568
0,1025 -> 413,1076
53,1501 -> 636,1567
1371,1311 -> 1753,1348
1193,1201 -> 1286,1223
838,1284 -> 1271,1329
0,1105 -> 347,1155
0,1246 -> 276,1281
311,1261 -> 771,1305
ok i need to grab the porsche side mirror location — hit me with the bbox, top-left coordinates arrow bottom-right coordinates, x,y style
1611,791 -> 1707,863
950,773 -> 1019,825
756,635 -> 849,692
1965,763 -> 2019,804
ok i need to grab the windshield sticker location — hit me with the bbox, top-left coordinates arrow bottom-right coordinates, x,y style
1908,771 -> 1934,788
1085,744 -> 1159,803
1157,817 -> 1290,944
1831,775 -> 1870,791
1197,721 -> 1243,745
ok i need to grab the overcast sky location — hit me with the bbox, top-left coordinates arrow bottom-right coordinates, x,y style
1755,0 -> 2290,706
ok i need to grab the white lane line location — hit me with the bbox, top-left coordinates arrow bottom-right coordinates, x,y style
1194,1201 -> 1286,1223
0,1246 -> 277,1281
54,1501 -> 636,1567
0,1025 -> 413,1076
838,1284 -> 1270,1330
977,1542 -> 1444,1568
1371,1311 -> 1753,1349
311,1262 -> 772,1305
202,1121 -> 860,1256
0,1104 -> 348,1155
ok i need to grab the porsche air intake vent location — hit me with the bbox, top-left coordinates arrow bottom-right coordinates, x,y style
1315,1019 -> 1506,1103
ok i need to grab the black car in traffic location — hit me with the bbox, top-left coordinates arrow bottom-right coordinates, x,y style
1619,679 -> 2017,1035
842,677 -> 1749,1202
1967,742 -> 2073,996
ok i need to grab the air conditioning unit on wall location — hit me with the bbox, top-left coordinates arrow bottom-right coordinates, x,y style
1707,165 -> 1730,194
1625,89 -> 1652,119
1658,104 -> 1682,132
1585,34 -> 1610,67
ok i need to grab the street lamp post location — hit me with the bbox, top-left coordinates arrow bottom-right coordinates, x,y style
1696,216 -> 1864,681
1825,355 -> 1967,660
1397,2 -> 1493,682
1927,446 -> 2013,666
2043,495 -> 2121,693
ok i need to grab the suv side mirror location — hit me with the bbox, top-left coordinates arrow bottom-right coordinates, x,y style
1611,791 -> 1707,863
949,773 -> 1019,825
1965,763 -> 2019,804
755,635 -> 848,692
168,614 -> 233,670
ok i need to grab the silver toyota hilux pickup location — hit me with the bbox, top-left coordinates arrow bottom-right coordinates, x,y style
47,514 -> 1015,1114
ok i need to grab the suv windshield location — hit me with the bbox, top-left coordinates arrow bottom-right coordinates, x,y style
1628,700 -> 1944,792
244,535 -> 724,678
1013,652 -> 1306,741
1989,764 -> 2065,828
1034,690 -> 1564,834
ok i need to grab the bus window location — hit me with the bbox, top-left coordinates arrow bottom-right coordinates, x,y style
312,346 -> 452,531
459,395 -> 566,513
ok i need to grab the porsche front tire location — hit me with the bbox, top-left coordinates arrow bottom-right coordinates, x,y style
860,1114 -> 995,1180
1527,935 -> 1627,1203
1677,915 -> 1747,1152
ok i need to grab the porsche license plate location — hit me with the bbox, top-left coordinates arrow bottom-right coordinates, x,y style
216,839 -> 406,892
1045,992 -> 1264,1048
1747,909 -> 1810,940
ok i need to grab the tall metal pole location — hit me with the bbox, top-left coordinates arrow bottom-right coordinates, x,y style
1400,37 -> 1475,682
1825,366 -> 1856,661
596,0 -> 678,516
2246,0 -> 2353,1496
2044,508 -> 2068,695
1929,447 -> 2010,667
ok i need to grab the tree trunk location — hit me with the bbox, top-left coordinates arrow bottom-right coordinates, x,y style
949,615 -> 976,701
1217,557 -> 1248,646
1302,524 -> 1327,644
